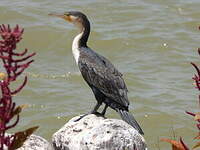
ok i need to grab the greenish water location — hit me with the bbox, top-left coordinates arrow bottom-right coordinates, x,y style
0,0 -> 200,149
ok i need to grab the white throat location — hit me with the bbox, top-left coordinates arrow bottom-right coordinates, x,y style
72,32 -> 83,64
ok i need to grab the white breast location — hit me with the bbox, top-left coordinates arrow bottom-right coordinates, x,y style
72,32 -> 83,64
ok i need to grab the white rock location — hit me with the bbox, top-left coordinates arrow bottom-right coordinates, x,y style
17,134 -> 52,150
52,114 -> 147,150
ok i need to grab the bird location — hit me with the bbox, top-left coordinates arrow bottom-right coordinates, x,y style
49,11 -> 144,135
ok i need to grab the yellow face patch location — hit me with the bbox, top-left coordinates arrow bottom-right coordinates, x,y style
64,16 -> 72,22
64,15 -> 78,23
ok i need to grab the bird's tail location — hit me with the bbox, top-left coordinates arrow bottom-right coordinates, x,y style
118,109 -> 144,135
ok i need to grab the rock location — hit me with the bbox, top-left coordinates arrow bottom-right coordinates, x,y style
52,114 -> 147,150
17,134 -> 52,150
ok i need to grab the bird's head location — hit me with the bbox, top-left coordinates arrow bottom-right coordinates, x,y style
49,11 -> 89,30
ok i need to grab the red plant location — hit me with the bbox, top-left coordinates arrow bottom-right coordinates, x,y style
0,24 -> 38,150
185,49 -> 200,148
161,27 -> 200,150
191,49 -> 200,91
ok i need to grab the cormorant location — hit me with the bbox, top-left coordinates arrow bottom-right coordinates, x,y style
49,11 -> 144,135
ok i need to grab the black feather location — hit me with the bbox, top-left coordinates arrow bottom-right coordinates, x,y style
118,109 -> 144,135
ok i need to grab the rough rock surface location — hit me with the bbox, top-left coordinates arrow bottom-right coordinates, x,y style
17,134 -> 52,150
52,114 -> 147,150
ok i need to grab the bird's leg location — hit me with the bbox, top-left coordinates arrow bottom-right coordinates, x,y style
90,101 -> 102,114
101,104 -> 108,116
74,102 -> 102,122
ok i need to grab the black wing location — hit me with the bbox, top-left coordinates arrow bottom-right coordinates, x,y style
78,48 -> 129,108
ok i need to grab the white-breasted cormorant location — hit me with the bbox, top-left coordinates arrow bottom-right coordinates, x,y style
49,11 -> 144,135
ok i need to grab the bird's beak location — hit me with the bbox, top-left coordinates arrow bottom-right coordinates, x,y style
48,13 -> 65,18
48,13 -> 72,22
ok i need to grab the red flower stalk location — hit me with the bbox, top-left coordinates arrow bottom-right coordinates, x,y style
0,24 -> 35,149
191,61 -> 200,91
0,24 -> 36,93
0,78 -> 17,149
162,27 -> 200,150
188,49 -> 200,132
180,137 -> 190,150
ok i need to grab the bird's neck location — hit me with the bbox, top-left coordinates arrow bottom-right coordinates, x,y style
72,32 -> 82,64
72,19 -> 90,64
75,19 -> 90,48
